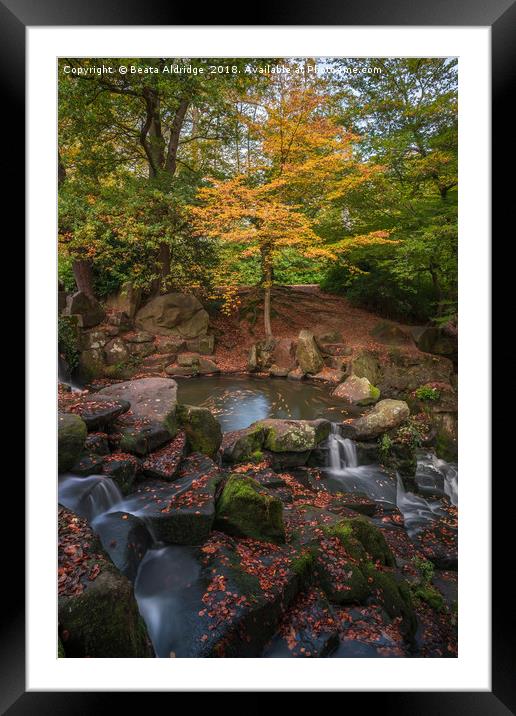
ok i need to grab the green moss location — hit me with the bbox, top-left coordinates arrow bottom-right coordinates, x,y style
58,316 -> 80,370
291,547 -> 317,579
177,403 -> 222,458
362,563 -> 417,639
215,474 -> 285,543
58,638 -> 65,658
415,385 -> 441,402
324,516 -> 395,567
370,385 -> 381,401
58,413 -> 87,472
412,584 -> 445,612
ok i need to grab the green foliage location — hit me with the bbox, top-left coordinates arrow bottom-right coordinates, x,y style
412,556 -> 435,586
58,316 -> 79,370
415,385 -> 441,402
378,433 -> 393,461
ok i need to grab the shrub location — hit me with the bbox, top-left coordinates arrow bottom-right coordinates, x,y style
415,385 -> 441,402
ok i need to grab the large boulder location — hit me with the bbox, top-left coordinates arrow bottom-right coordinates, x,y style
380,352 -> 454,396
215,473 -> 285,543
106,282 -> 141,319
93,511 -> 153,582
64,291 -> 105,328
296,330 -> 324,374
97,377 -> 178,430
260,418 -> 331,453
58,413 -> 87,472
370,321 -> 414,346
248,338 -> 277,372
333,375 -> 380,406
412,325 -> 457,360
135,293 -> 209,338
61,396 -> 130,430
58,507 -> 152,657
221,419 -> 330,464
176,404 -> 222,458
352,399 -> 410,440
351,349 -> 382,385
122,454 -> 220,544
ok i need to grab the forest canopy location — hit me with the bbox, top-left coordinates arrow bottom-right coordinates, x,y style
58,57 -> 458,327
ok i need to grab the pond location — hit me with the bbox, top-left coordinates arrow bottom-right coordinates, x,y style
175,374 -> 362,431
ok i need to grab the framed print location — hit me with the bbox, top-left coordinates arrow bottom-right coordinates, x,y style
3,0 -> 506,707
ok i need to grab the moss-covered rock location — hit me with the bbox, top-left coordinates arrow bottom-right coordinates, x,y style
412,584 -> 445,612
333,375 -> 380,406
176,403 -> 222,458
259,418 -> 331,453
215,473 -> 285,543
221,425 -> 268,463
353,399 -> 410,440
345,516 -> 396,566
362,563 -> 417,640
58,565 -> 152,657
58,413 -> 87,472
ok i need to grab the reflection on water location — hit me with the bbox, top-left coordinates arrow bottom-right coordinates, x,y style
176,375 -> 357,431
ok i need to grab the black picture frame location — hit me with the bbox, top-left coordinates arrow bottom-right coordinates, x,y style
5,0 -> 505,709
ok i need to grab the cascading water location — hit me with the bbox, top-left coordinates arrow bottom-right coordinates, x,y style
328,423 -> 358,469
58,473 -> 123,522
324,424 -> 458,536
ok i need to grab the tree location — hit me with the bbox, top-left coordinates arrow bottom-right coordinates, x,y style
191,67 -> 389,336
58,58 -> 256,296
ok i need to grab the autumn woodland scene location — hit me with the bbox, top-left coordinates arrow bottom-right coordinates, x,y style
57,58 -> 458,659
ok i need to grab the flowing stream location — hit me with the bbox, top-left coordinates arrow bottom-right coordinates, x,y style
59,376 -> 458,656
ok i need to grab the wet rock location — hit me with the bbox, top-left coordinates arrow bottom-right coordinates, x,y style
64,291 -> 105,328
97,377 -> 178,429
176,404 -> 222,458
135,293 -> 209,338
296,329 -> 324,375
125,454 -> 220,544
61,396 -> 130,430
263,588 -> 339,657
221,425 -> 268,464
352,399 -> 410,440
287,367 -> 305,380
102,453 -> 140,495
142,431 -> 187,481
78,348 -> 104,378
58,507 -> 152,657
84,432 -> 110,456
198,356 -> 219,374
178,351 -> 200,367
186,334 -> 215,355
165,365 -> 198,377
136,533 -> 305,657
116,421 -> 173,457
71,452 -> 105,476
215,473 -> 286,543
93,511 -> 152,582
333,375 -> 380,405
58,413 -> 87,472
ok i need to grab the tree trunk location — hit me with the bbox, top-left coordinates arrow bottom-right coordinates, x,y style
261,246 -> 273,338
72,259 -> 96,300
150,243 -> 171,296
165,97 -> 189,175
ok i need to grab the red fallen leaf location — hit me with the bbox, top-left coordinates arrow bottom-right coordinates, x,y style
61,630 -> 70,641
64,546 -> 77,556
88,564 -> 101,580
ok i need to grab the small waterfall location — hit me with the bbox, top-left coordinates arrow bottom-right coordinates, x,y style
328,423 -> 358,469
441,461 -> 458,507
58,474 -> 123,522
